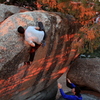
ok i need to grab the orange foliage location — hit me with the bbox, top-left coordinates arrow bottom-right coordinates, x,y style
68,1 -> 96,25
79,26 -> 95,40
36,2 -> 43,10
57,2 -> 67,12
70,1 -> 81,10
37,0 -> 95,26
79,5 -> 95,19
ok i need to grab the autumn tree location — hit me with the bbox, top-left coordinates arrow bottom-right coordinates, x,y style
2,0 -> 100,56
36,0 -> 100,53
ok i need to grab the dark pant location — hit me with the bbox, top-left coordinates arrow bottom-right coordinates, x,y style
29,43 -> 40,62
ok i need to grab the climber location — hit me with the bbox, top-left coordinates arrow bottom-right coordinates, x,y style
17,22 -> 46,65
58,78 -> 82,100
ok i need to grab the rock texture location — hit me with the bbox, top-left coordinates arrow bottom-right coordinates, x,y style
0,9 -> 81,100
0,4 -> 20,22
67,58 -> 100,93
27,81 -> 57,100
0,4 -> 28,23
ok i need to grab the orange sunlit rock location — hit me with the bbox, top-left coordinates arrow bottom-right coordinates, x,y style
20,14 -> 34,21
0,46 -> 6,50
56,67 -> 68,75
16,17 -> 27,26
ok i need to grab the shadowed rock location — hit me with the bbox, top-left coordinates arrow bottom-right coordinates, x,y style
67,58 -> 100,93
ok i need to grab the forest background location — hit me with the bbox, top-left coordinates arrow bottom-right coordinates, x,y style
1,0 -> 100,57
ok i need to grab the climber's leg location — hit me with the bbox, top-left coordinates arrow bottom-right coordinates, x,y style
24,43 -> 40,65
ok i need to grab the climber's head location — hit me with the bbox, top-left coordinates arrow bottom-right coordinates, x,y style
72,86 -> 81,96
17,26 -> 25,34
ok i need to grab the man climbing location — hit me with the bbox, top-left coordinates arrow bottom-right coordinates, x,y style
17,22 -> 46,65
58,78 -> 82,100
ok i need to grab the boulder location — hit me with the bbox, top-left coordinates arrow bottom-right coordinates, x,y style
0,10 -> 81,100
67,58 -> 100,92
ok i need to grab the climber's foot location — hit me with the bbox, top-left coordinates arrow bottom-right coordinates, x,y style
24,61 -> 32,65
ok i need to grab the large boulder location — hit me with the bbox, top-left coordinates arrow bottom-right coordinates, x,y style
0,10 -> 81,100
67,58 -> 100,93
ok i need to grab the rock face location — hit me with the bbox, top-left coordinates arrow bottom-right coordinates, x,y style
0,10 -> 81,100
67,58 -> 100,93
0,4 -> 20,22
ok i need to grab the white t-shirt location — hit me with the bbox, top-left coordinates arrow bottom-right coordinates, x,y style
25,26 -> 44,46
